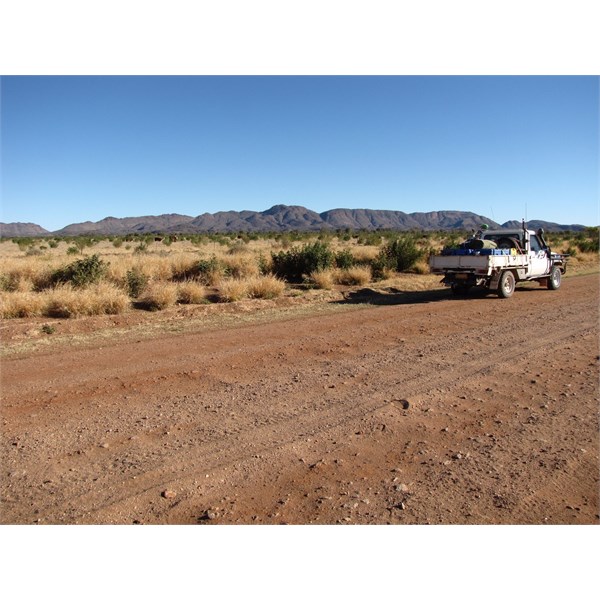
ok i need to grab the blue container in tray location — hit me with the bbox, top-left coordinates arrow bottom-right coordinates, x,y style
480,248 -> 510,256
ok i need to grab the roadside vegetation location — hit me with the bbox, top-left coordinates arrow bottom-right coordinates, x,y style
0,227 -> 597,319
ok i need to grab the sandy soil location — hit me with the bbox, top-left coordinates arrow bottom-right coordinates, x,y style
1,274 -> 598,525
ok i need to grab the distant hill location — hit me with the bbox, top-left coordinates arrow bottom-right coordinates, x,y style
0,222 -> 50,237
0,206 -> 589,237
500,220 -> 589,232
53,214 -> 195,236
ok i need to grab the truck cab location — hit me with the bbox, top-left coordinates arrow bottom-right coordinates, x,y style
479,229 -> 553,277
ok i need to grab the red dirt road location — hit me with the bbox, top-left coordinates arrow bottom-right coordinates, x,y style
1,275 -> 598,524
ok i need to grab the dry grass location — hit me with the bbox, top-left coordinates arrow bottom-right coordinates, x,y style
0,291 -> 46,318
222,254 -> 261,279
412,258 -> 430,275
351,246 -> 379,263
310,269 -> 335,290
2,234 -> 596,321
217,279 -> 249,302
177,281 -> 207,304
170,254 -> 203,281
0,257 -> 56,291
246,275 -> 286,299
379,273 -> 444,292
336,266 -> 372,286
44,283 -> 130,318
1,282 -> 131,319
137,282 -> 178,311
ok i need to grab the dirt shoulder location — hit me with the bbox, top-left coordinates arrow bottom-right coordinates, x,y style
1,274 -> 598,524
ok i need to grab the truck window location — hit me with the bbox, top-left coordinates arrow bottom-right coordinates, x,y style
530,235 -> 543,252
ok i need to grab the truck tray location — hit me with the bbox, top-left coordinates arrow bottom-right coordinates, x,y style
442,248 -> 511,256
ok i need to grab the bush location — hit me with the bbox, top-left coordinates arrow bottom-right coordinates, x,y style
334,249 -> 355,269
576,238 -> 599,254
257,253 -> 271,275
373,237 -> 424,277
196,256 -> 223,285
51,254 -> 108,288
271,241 -> 334,282
125,268 -> 149,298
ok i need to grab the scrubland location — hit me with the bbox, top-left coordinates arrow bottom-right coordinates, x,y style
1,228 -> 597,320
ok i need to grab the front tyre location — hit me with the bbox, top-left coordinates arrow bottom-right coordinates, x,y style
497,270 -> 515,298
548,266 -> 561,290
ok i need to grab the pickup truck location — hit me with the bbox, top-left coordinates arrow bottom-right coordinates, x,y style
429,224 -> 569,298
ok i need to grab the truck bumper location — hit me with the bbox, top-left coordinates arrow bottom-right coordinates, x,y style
441,273 -> 488,288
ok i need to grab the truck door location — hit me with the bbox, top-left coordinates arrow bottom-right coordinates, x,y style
528,234 -> 551,277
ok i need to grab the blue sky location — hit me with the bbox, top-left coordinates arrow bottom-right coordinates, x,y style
1,75 -> 598,231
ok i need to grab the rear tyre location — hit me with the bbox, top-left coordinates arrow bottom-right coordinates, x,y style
497,271 -> 515,298
548,266 -> 561,290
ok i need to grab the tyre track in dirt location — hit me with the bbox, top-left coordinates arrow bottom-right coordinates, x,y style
1,274 -> 598,524
3,301 -> 593,520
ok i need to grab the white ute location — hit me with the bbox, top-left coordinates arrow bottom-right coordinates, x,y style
429,222 -> 569,298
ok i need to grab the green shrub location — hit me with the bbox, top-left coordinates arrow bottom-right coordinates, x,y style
257,253 -> 270,275
334,249 -> 355,269
373,237 -> 424,277
51,254 -> 108,288
576,237 -> 599,254
66,246 -> 80,255
112,238 -> 123,248
271,241 -> 334,282
357,232 -> 383,246
14,238 -> 35,251
125,268 -> 149,298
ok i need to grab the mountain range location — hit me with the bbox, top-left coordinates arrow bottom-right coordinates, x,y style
0,205 -> 588,238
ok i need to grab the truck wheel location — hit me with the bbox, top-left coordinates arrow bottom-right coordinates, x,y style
497,271 -> 515,298
548,266 -> 561,290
